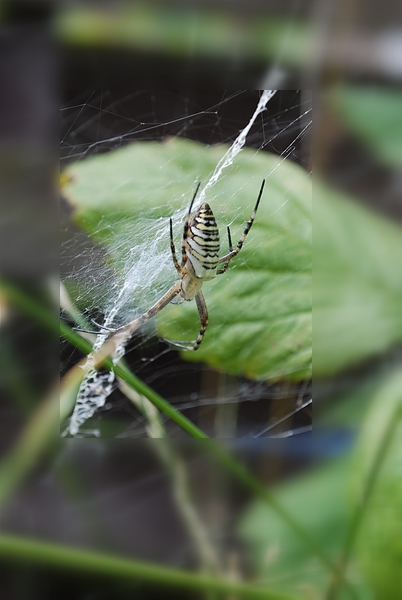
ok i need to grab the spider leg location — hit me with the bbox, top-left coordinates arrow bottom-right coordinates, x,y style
161,289 -> 208,351
181,181 -> 201,269
105,281 -> 182,345
216,225 -> 233,275
73,327 -> 104,335
90,318 -> 116,332
217,179 -> 265,269
73,318 -> 117,335
169,218 -> 181,274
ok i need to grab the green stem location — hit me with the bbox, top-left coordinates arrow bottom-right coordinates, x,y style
0,534 -> 300,600
1,279 -> 59,332
60,327 -> 356,592
2,279 -> 352,589
0,385 -> 58,508
60,320 -> 209,439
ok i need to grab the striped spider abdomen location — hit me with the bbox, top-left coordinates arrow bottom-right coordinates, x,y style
185,203 -> 220,281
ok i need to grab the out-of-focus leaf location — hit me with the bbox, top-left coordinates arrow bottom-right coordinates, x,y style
63,138 -> 311,382
240,372 -> 402,598
314,183 -> 402,376
333,86 -> 402,168
352,369 -> 402,599
239,458 -> 352,598
54,5 -> 312,66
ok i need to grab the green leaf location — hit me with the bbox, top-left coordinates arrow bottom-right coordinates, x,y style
352,369 -> 402,599
239,372 -> 402,598
63,138 -> 311,382
55,5 -> 313,66
313,183 -> 402,376
239,458 -> 353,598
332,85 -> 402,169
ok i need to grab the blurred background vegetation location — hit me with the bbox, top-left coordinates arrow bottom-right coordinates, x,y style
1,0 -> 402,599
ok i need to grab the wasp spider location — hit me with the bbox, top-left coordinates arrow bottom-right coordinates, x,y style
79,180 -> 265,351
165,179 -> 265,350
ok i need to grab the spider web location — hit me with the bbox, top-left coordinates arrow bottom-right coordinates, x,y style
60,90 -> 312,439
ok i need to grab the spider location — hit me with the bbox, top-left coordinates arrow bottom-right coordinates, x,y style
79,179 -> 265,351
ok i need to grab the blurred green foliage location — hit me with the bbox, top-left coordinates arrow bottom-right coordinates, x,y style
352,370 -> 402,599
239,459 -> 352,597
54,5 -> 312,66
314,182 -> 402,376
240,369 -> 402,599
333,86 -> 402,168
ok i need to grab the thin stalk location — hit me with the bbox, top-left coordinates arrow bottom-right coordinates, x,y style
1,279 -> 59,331
0,383 -> 58,508
118,378 -> 166,438
0,534 -> 300,600
156,439 -> 222,575
69,327 -> 354,590
66,328 -> 352,590
60,321 -> 209,439
60,326 -> 354,590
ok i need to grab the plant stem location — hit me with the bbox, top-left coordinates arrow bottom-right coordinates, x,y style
0,534 -> 300,600
60,320 -> 209,439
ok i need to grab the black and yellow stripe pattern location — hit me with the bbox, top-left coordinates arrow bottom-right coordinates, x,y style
185,203 -> 220,280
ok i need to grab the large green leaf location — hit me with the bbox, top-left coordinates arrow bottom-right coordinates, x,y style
239,458 -> 353,598
352,369 -> 402,599
314,183 -> 402,376
332,86 -> 402,169
62,138 -> 311,382
239,372 -> 402,599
